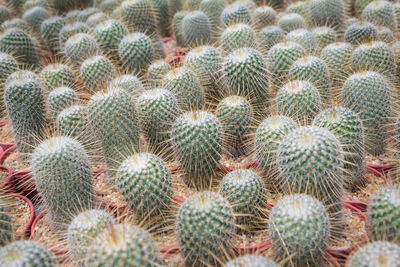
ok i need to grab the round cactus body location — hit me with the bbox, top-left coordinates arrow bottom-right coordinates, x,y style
49,0 -> 76,13
59,22 -> 89,49
347,241 -> 400,267
56,105 -> 88,140
278,13 -> 306,33
309,0 -> 345,30
120,0 -> 157,34
148,60 -> 171,87
40,16 -> 66,53
0,52 -> 17,86
362,0 -> 397,31
220,23 -> 255,54
0,198 -> 13,246
64,33 -> 100,66
312,26 -> 336,49
344,21 -> 378,45
48,87 -> 78,119
40,63 -> 75,93
257,25 -> 284,53
252,5 -> 276,31
173,11 -> 188,46
376,26 -> 394,42
109,74 -> 144,99
0,5 -> 10,25
182,10 -> 211,47
22,6 -> 50,32
2,18 -> 30,32
80,55 -> 116,91
221,2 -> 251,27
86,12 -> 109,27
23,0 -> 48,11
149,0 -> 170,36
287,1 -> 310,23
286,28 -> 318,53
355,0 -> 374,15
93,19 -> 128,56
226,255 -> 277,267
200,0 -> 227,31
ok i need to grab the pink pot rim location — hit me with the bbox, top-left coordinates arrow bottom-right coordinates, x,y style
0,144 -> 16,165
0,120 -> 8,127
7,193 -> 35,239
0,165 -> 14,192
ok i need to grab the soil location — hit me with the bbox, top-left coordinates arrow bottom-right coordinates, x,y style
3,151 -> 30,170
0,168 -> 9,184
93,173 -> 126,206
9,196 -> 30,235
34,212 -> 65,249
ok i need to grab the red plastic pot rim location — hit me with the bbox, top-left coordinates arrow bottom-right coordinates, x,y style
162,36 -> 176,43
0,120 -> 8,127
0,142 -> 15,152
0,165 -> 13,188
0,144 -> 16,165
7,193 -> 35,239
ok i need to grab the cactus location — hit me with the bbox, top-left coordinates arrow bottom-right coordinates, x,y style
22,6 -> 50,33
4,78 -> 46,156
32,136 -> 94,229
344,21 -> 378,45
367,185 -> 400,244
313,107 -> 367,190
200,0 -> 227,31
219,169 -> 265,225
0,240 -> 58,266
257,25 -> 284,53
172,11 -> 188,46
287,1 -> 310,23
355,0 -> 374,15
276,126 -> 344,219
149,0 -> 170,36
64,33 -> 101,66
182,10 -> 211,47
67,209 -> 115,263
345,17 -> 359,28
347,241 -> 400,267
254,115 -> 298,186
109,74 -> 144,99
267,41 -> 305,89
2,18 -> 30,32
269,194 -> 331,266
171,111 -> 222,189
220,23 -> 256,54
23,0 -> 48,11
59,22 -> 89,49
86,12 -> 109,28
0,52 -> 17,86
221,2 -> 251,27
252,5 -> 276,31
40,16 -> 66,53
80,55 -> 116,91
0,28 -> 40,68
226,255 -> 277,267
65,10 -> 83,23
376,26 -> 394,42
177,192 -> 235,266
0,198 -> 13,246
309,0 -> 345,30
215,95 -> 252,156
362,0 -> 397,31
120,0 -> 157,34
312,26 -> 336,49
137,88 -> 179,149
119,32 -> 154,75
48,87 -> 78,119
286,28 -> 318,53
147,60 -> 171,87
162,67 -> 205,111
88,87 -> 140,175
278,13 -> 306,33
57,105 -> 88,140
85,224 -> 163,266
39,63 -> 75,93
78,7 -> 101,22
49,0 -> 76,13
0,5 -> 10,25
93,19 -> 128,58
6,70 -> 38,84
116,152 -> 173,217
341,71 -> 391,156
288,56 -> 331,104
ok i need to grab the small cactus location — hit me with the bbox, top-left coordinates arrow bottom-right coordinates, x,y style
252,5 -> 276,31
22,6 -> 50,33
309,0 -> 345,30
109,74 -> 144,99
0,198 -> 13,246
221,2 -> 252,27
172,11 -> 188,47
257,25 -> 284,53
59,22 -> 89,49
344,21 -> 378,45
48,86 -> 78,119
362,0 -> 397,31
2,18 -> 30,32
39,63 -> 75,93
220,23 -> 256,54
200,0 -> 227,31
0,5 -> 10,25
347,241 -> 400,267
56,105 -> 88,140
182,10 -> 212,47
147,60 -> 172,87
120,0 -> 158,34
64,33 -> 101,66
93,19 -> 128,57
40,16 -> 66,53
278,13 -> 306,33
226,255 -> 277,267
286,28 -> 318,53
80,55 -> 116,91
312,26 -> 336,49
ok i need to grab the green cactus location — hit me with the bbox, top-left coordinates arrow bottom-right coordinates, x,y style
80,55 -> 116,91
48,87 -> 78,119
226,255 -> 277,267
119,32 -> 154,75
93,19 -> 128,58
0,240 -> 58,266
109,74 -> 144,99
2,18 -> 30,32
88,87 -> 140,175
0,198 -> 13,246
78,7 -> 101,22
86,12 -> 109,28
39,63 -> 75,93
278,13 -> 306,33
49,0 -> 76,13
0,28 -> 40,68
252,5 -> 276,31
162,67 -> 205,111
367,185 -> 400,244
56,105 -> 88,140
220,23 -> 256,54
220,2 -> 252,27
347,241 -> 400,267
4,78 -> 46,157
313,107 -> 367,190
171,111 -> 222,189
276,126 -> 344,219
22,6 -> 50,33
172,11 -> 188,47
254,115 -> 298,187
40,16 -> 66,53
59,22 -> 89,49
344,21 -> 378,45
257,25 -> 284,53
362,0 -> 397,31
355,0 -> 374,15
147,60 -> 171,87
182,10 -> 211,47
345,17 -> 359,28
65,10 -> 83,23
376,26 -> 394,42
287,1 -> 310,23
6,70 -> 38,84
216,95 -> 252,156
0,5 -> 10,25
120,0 -> 157,34
67,209 -> 115,263
267,41 -> 305,89
286,28 -> 318,53
200,0 -> 227,31
219,169 -> 265,225
64,33 -> 101,66
4,0 -> 26,13
32,136 -> 94,229
168,0 -> 184,18
269,194 -> 331,266
85,224 -> 163,266
149,0 -> 170,36
137,88 -> 179,149
312,26 -> 336,49
177,192 -> 235,266
0,52 -> 18,86
309,0 -> 345,30
23,0 -> 48,11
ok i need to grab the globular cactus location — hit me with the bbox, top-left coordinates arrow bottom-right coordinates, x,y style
0,240 -> 58,266
287,1 -> 310,23
226,255 -> 277,267
276,126 -> 344,219
2,18 -> 30,32
355,0 -> 374,15
344,21 -> 378,45
119,32 -> 154,75
286,28 -> 318,53
173,11 -> 188,47
93,19 -> 128,58
278,13 -> 306,33
252,5 -> 276,31
362,0 -> 397,31
345,17 -> 359,28
220,23 -> 256,54
187,0 -> 201,10
23,0 -> 48,11
84,224 -> 163,266
309,0 -> 345,30
79,7 -> 101,22
109,74 -> 144,99
67,209 -> 115,263
200,0 -> 227,32
254,115 -> 298,188
219,169 -> 265,225
120,0 -> 157,34
65,9 -> 83,23
276,80 -> 323,124
80,55 -> 116,91
137,88 -> 179,149
32,136 -> 94,229
56,105 -> 88,140
64,33 -> 101,66
367,185 -> 400,244
48,87 -> 78,119
49,0 -> 76,13
347,241 -> 400,267
177,192 -> 235,266
22,6 -> 50,33
313,107 -> 366,190
376,26 -> 394,42
341,71 -> 391,156
147,60 -> 171,87
220,2 -> 252,27
86,12 -> 109,28
59,22 -> 89,49
182,11 -> 211,47
257,25 -> 284,53
0,52 -> 17,86
269,194 -> 331,266
312,26 -> 336,49
0,5 -> 10,25
162,67 -> 205,111
0,28 -> 40,68
40,16 -> 66,53
88,87 -> 140,175
149,0 -> 170,36
4,77 -> 46,156
0,198 -> 13,246
168,0 -> 184,19
39,63 -> 75,93
6,70 -> 38,84
216,95 -> 252,156
288,56 -> 331,105
267,41 -> 305,89
116,152 -> 173,218
171,111 -> 222,189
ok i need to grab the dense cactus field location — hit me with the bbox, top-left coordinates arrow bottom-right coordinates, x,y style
1,0 -> 400,266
